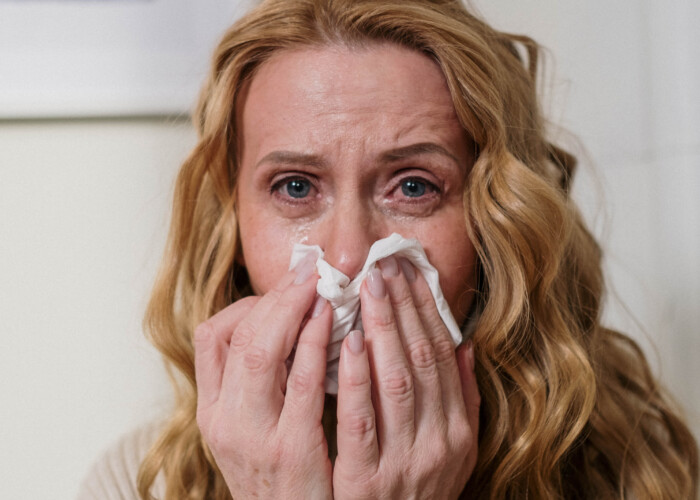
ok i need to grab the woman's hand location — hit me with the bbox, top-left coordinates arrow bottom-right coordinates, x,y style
333,256 -> 480,500
194,254 -> 333,500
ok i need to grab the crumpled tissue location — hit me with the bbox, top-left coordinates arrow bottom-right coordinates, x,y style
288,233 -> 464,394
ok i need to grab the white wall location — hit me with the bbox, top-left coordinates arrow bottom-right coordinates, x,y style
0,120 -> 195,499
477,0 -> 700,428
1,2 -> 698,499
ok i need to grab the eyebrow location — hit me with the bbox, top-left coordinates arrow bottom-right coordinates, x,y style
380,143 -> 461,167
255,151 -> 328,169
255,142 -> 461,170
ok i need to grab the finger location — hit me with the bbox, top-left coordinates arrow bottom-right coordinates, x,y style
456,341 -> 480,441
194,296 -> 259,412
238,271 -> 318,377
399,257 -> 466,419
221,255 -> 319,418
336,330 -> 379,475
378,257 -> 443,425
226,253 -> 316,371
360,268 -> 415,445
280,296 -> 332,431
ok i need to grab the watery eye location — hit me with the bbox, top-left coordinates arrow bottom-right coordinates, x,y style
285,178 -> 312,198
401,178 -> 428,198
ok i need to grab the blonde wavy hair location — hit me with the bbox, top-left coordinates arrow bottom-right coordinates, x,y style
138,0 -> 699,498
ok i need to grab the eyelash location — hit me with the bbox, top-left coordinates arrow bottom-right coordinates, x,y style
269,172 -> 442,204
270,175 -> 318,203
391,175 -> 440,200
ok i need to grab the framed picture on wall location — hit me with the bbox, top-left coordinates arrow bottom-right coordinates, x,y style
0,0 -> 249,119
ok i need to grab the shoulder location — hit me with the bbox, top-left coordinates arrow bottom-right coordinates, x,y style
76,422 -> 163,500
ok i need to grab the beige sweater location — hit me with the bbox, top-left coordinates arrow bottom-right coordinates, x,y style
77,423 -> 164,500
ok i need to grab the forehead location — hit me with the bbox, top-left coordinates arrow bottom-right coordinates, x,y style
244,43 -> 457,117
257,43 -> 447,95
236,43 -> 466,157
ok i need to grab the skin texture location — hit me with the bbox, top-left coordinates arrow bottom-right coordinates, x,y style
236,44 -> 477,324
195,44 -> 481,499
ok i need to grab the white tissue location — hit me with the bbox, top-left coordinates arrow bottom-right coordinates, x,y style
288,233 -> 462,394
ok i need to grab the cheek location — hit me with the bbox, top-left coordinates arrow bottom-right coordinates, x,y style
238,209 -> 287,295
241,235 -> 287,294
238,210 -> 317,295
420,229 -> 477,325
438,259 -> 477,325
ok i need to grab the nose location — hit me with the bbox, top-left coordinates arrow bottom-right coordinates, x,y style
317,197 -> 379,279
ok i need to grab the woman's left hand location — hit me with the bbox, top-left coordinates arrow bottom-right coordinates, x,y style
333,256 -> 480,500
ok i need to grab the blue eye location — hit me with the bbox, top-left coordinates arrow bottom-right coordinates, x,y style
401,178 -> 427,197
285,178 -> 311,198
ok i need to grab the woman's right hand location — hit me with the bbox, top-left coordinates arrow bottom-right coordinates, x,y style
194,254 -> 333,499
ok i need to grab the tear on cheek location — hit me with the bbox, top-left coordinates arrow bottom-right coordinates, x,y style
291,221 -> 314,246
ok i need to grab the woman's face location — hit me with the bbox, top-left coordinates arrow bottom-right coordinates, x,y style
236,43 -> 477,324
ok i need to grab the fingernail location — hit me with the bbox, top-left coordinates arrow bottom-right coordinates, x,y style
348,329 -> 364,354
398,257 -> 416,282
378,256 -> 398,277
293,254 -> 316,285
367,268 -> 386,298
311,295 -> 327,318
465,339 -> 475,371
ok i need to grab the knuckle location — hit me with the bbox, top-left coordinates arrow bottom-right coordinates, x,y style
432,337 -> 456,365
287,368 -> 318,393
367,307 -> 395,332
381,365 -> 414,401
427,316 -> 449,339
344,369 -> 371,391
193,321 -> 214,346
412,285 -> 435,310
453,420 -> 473,450
296,336 -> 327,358
431,445 -> 450,471
344,410 -> 376,438
415,436 -> 450,473
204,413 -> 231,453
231,320 -> 256,349
267,284 -> 285,302
437,439 -> 450,460
242,344 -> 272,373
390,288 -> 415,311
407,338 -> 437,370
207,428 -> 225,453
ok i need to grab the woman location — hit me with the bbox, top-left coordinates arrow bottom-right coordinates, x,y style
80,0 -> 698,498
